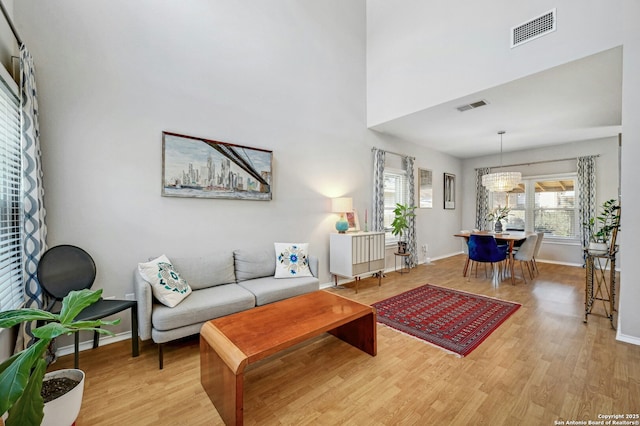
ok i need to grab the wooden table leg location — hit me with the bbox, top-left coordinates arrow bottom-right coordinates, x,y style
328,311 -> 377,356
200,323 -> 248,425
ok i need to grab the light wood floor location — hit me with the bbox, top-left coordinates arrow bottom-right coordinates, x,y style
49,255 -> 640,425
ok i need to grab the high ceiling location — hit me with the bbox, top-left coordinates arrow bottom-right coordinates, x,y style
370,47 -> 623,159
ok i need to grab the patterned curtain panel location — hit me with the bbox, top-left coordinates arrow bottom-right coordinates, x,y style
18,45 -> 48,350
405,156 -> 417,267
577,156 -> 597,250
475,168 -> 490,230
372,148 -> 385,232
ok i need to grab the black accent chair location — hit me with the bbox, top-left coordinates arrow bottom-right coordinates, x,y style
37,245 -> 139,368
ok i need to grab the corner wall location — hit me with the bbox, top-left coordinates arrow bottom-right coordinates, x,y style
13,0 -> 370,338
367,0 -> 624,126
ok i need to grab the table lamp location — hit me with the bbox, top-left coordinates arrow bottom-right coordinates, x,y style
331,197 -> 352,233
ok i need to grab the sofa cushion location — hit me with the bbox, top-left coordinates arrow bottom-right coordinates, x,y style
138,255 -> 192,307
169,253 -> 236,290
274,243 -> 312,278
234,249 -> 275,281
151,283 -> 255,331
237,275 -> 319,306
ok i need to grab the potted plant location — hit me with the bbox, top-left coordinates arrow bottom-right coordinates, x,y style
390,203 -> 416,253
0,289 -> 120,426
584,198 -> 621,253
486,205 -> 510,233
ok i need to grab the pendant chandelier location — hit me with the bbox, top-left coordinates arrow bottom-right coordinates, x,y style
482,131 -> 521,192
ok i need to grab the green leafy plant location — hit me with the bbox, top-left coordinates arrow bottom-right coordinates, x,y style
390,203 -> 416,241
486,205 -> 510,223
584,199 -> 620,244
0,289 -> 120,426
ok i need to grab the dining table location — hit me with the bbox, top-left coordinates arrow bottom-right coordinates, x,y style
454,231 -> 528,284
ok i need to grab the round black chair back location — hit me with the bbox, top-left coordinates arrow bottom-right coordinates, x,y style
36,245 -> 96,300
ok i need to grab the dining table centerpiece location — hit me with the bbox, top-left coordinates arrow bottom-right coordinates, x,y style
486,205 -> 510,233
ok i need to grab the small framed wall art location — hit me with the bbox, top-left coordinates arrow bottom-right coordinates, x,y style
346,210 -> 360,232
162,132 -> 273,200
444,172 -> 455,209
418,168 -> 433,208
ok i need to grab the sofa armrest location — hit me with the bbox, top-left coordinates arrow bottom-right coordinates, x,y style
133,268 -> 153,341
309,256 -> 319,278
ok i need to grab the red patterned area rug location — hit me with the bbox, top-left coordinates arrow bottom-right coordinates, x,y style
372,284 -> 521,357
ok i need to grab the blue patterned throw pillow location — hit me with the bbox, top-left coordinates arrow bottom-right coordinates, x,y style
274,243 -> 312,278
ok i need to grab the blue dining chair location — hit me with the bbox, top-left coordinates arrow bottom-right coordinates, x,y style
467,234 -> 509,284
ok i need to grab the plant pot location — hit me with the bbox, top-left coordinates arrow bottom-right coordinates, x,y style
397,241 -> 407,254
588,242 -> 608,254
42,369 -> 85,426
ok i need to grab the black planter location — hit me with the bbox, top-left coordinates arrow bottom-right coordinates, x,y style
397,241 -> 407,254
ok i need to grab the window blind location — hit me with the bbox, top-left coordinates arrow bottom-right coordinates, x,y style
0,70 -> 22,312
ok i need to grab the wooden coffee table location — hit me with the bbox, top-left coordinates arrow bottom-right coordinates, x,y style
200,290 -> 377,425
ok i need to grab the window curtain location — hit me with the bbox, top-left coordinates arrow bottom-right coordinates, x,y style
16,45 -> 48,351
404,156 -> 417,266
475,167 -> 490,230
577,156 -> 596,251
372,148 -> 385,232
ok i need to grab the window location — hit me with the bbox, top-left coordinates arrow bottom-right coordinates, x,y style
0,68 -> 22,313
491,174 -> 578,240
383,168 -> 408,242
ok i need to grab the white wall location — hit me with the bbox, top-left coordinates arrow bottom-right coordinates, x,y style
0,0 -> 17,78
13,0 -> 371,337
367,0 -> 624,126
11,1 -> 462,348
461,137 -> 619,265
618,0 -> 640,344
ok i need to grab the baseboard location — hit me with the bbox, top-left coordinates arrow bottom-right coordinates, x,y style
55,331 -> 133,358
616,329 -> 640,346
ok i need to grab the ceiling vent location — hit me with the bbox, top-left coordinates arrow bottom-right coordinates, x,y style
511,8 -> 556,48
456,100 -> 488,112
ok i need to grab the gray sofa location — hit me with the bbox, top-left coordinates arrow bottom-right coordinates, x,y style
134,248 -> 319,368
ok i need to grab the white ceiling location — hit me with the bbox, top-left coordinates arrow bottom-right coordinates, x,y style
370,47 -> 623,159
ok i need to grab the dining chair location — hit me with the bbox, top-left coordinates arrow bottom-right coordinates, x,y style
467,234 -> 509,285
37,245 -> 139,368
531,231 -> 545,275
513,234 -> 538,284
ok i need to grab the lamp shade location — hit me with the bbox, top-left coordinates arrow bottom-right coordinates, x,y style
331,197 -> 353,213
482,171 -> 522,192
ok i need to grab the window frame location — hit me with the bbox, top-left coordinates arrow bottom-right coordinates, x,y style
383,167 -> 408,245
490,172 -> 580,243
0,63 -> 23,314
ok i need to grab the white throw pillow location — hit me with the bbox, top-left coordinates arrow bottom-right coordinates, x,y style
274,243 -> 312,278
138,255 -> 192,307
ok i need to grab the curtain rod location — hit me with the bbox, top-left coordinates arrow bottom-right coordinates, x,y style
476,154 -> 600,171
0,1 -> 22,46
371,147 -> 415,160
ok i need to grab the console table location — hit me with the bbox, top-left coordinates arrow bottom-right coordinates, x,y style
330,232 -> 385,293
584,247 -> 618,329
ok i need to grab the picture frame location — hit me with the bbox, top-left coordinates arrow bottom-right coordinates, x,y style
346,210 -> 360,232
162,131 -> 273,200
418,168 -> 433,208
444,172 -> 455,209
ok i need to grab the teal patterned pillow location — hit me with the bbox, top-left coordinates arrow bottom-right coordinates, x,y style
138,255 -> 192,307
274,243 -> 312,278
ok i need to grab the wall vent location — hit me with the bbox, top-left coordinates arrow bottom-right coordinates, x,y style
511,8 -> 556,48
456,99 -> 488,112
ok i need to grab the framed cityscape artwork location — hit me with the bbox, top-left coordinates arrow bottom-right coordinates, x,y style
162,131 -> 272,200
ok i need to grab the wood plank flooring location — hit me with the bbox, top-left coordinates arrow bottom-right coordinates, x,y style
48,255 -> 640,425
